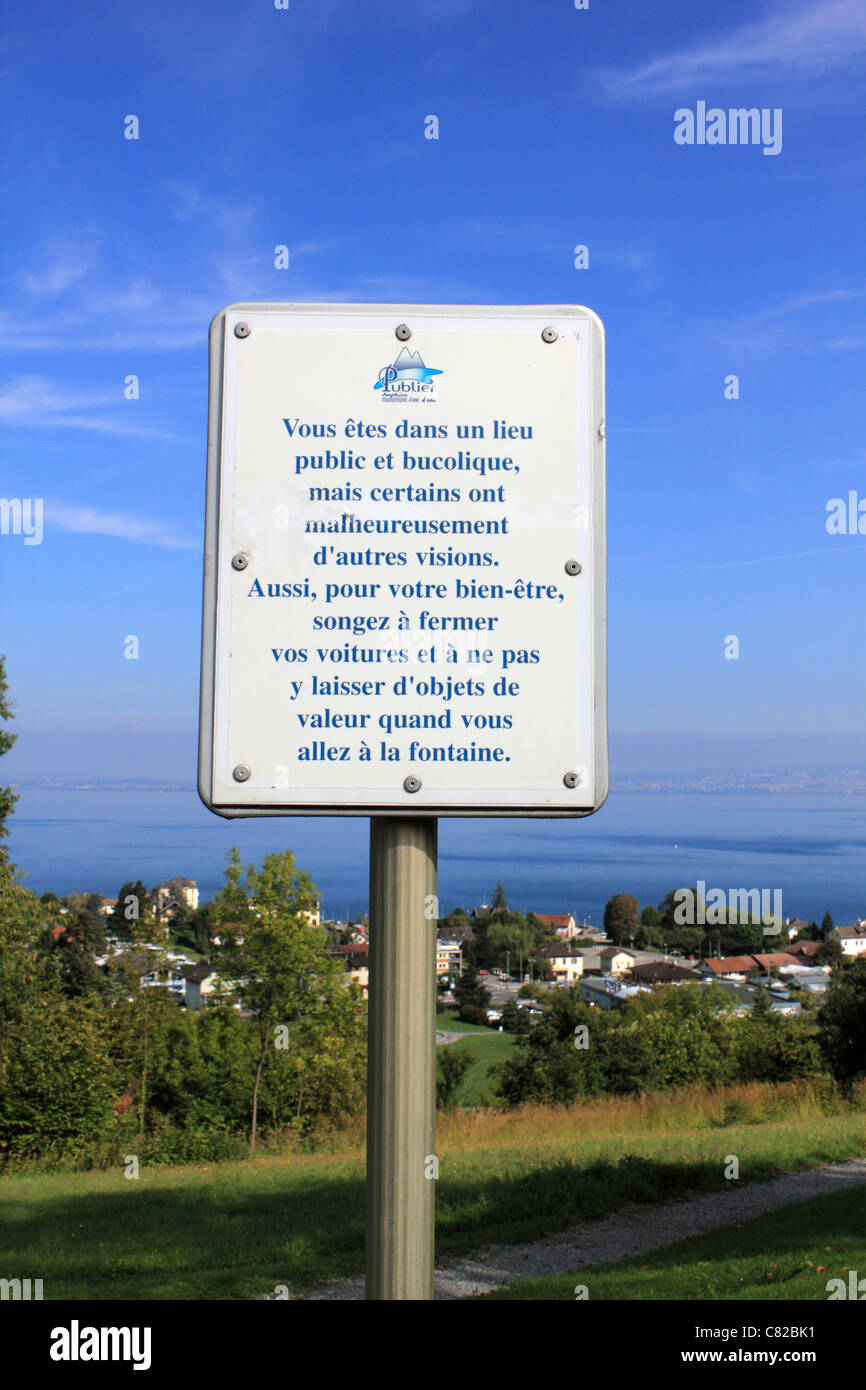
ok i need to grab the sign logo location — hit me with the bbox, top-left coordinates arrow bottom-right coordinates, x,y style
374,347 -> 442,402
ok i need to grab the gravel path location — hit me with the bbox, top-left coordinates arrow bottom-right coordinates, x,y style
291,1157 -> 866,1300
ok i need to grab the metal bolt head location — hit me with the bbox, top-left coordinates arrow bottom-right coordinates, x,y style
541,326 -> 558,343
403,775 -> 421,793
233,764 -> 251,782
234,322 -> 250,339
563,771 -> 580,789
395,323 -> 412,342
231,553 -> 249,571
565,559 -> 582,576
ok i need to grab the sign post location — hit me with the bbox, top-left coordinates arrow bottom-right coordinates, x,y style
366,817 -> 437,1300
199,302 -> 607,1300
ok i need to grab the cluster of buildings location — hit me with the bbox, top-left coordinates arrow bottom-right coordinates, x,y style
93,878 -> 201,922
436,910 -> 866,1022
65,876 -> 866,1019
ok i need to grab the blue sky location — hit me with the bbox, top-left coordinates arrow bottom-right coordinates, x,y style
1,0 -> 864,783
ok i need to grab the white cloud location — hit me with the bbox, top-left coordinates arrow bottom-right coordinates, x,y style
17,241 -> 101,298
0,374 -> 181,437
162,181 -> 265,239
597,0 -> 866,98
47,503 -> 199,551
761,288 -> 864,318
818,334 -> 865,350
696,285 -> 866,356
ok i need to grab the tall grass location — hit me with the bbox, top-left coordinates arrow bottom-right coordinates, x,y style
436,1076 -> 857,1153
4,1076 -> 861,1175
248,1075 -> 863,1161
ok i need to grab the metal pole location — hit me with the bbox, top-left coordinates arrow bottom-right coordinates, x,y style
366,816 -> 437,1300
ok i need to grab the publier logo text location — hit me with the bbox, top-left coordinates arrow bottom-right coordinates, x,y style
374,347 -> 442,401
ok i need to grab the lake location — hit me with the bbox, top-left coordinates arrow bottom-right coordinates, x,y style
8,788 -> 865,926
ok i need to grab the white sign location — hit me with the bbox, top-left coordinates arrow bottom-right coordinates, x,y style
199,303 -> 607,817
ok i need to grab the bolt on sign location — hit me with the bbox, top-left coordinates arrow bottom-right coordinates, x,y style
199,303 -> 607,817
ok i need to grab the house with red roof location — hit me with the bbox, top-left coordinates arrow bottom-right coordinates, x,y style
533,913 -> 577,940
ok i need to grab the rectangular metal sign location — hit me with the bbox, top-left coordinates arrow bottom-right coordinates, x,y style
199,303 -> 607,816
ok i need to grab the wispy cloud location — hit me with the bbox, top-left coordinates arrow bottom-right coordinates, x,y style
819,334 -> 865,350
360,139 -> 426,172
0,375 -> 113,420
47,502 -> 199,551
761,288 -> 864,318
596,0 -> 866,99
17,240 -> 101,298
2,225 -> 345,354
0,301 -> 213,353
0,375 -> 181,437
696,285 -> 866,357
162,181 -> 266,240
731,472 -> 764,495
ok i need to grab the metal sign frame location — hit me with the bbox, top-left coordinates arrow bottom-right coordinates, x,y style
198,302 -> 607,818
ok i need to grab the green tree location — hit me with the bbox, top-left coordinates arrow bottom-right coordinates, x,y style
603,894 -> 640,945
189,899 -> 218,954
439,906 -> 472,940
491,883 -> 508,913
133,1002 -> 256,1156
0,656 -> 18,861
669,927 -> 704,957
752,984 -> 773,1017
628,986 -> 736,1090
218,849 -> 353,1148
111,881 -> 151,936
656,889 -> 687,935
818,958 -> 866,1082
501,999 -> 530,1034
821,912 -> 834,938
0,875 -> 57,1106
453,962 -> 490,1022
467,917 -> 495,972
436,1047 -> 472,1110
487,918 -> 533,972
107,978 -> 181,1137
733,1004 -> 821,1084
208,848 -> 258,944
0,995 -> 118,1161
165,899 -> 196,949
493,991 -> 598,1105
270,980 -> 366,1133
50,909 -> 108,998
815,938 -> 844,968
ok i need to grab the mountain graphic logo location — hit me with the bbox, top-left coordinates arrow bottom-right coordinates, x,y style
374,346 -> 443,391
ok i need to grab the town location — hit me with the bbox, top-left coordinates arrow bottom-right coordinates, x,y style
37,873 -> 865,1023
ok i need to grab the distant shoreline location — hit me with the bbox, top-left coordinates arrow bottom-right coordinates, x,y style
11,773 -> 866,796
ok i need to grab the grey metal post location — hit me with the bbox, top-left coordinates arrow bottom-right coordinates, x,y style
366,815 -> 437,1300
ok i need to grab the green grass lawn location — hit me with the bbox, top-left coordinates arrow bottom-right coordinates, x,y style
448,1031 -> 515,1104
476,1186 -> 866,1301
436,1009 -> 500,1034
436,1008 -> 516,1103
1,1111 -> 863,1299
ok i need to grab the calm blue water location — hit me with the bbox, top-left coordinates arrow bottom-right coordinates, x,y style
8,788 -> 865,926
